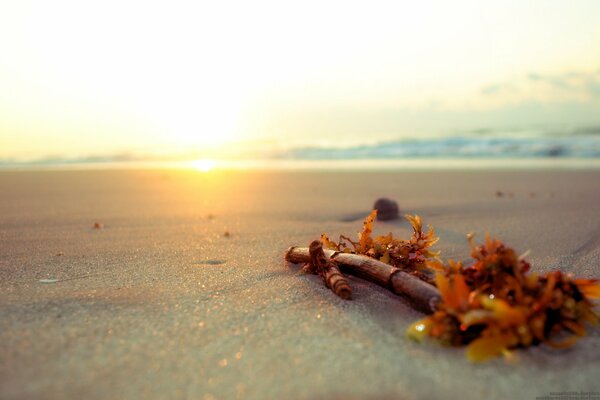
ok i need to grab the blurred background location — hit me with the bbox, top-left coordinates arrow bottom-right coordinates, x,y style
1,0 -> 599,168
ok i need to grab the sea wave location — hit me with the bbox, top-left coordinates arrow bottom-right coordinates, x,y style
281,135 -> 600,160
2,133 -> 600,170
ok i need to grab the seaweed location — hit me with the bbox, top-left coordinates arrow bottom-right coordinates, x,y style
321,210 -> 440,283
286,211 -> 600,361
408,234 -> 600,361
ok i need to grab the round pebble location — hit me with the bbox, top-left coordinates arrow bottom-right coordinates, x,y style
373,198 -> 399,221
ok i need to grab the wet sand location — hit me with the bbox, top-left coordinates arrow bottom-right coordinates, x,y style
1,169 -> 599,399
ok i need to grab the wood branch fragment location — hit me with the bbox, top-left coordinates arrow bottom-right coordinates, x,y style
286,246 -> 441,313
306,240 -> 352,299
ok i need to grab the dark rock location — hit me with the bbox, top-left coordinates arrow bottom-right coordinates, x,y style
373,198 -> 399,221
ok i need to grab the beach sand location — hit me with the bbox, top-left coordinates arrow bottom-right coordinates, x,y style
1,169 -> 599,399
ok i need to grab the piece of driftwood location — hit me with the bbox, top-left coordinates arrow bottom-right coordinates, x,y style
286,245 -> 441,313
304,240 -> 352,299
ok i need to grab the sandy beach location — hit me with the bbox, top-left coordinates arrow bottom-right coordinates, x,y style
1,168 -> 599,400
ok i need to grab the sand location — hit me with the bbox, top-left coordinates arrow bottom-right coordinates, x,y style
1,169 -> 599,400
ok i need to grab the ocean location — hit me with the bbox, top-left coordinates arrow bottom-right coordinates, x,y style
2,132 -> 600,170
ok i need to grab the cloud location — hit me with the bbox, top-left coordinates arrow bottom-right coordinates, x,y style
480,83 -> 517,96
481,68 -> 600,100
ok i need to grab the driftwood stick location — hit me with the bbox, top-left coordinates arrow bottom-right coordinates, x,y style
286,246 -> 441,313
305,240 -> 352,299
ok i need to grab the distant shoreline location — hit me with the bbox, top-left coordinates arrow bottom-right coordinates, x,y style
1,157 -> 600,171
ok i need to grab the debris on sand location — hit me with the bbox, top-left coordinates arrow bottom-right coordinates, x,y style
373,198 -> 399,221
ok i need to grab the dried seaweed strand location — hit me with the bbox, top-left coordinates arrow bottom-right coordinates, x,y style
286,245 -> 440,313
299,240 -> 352,299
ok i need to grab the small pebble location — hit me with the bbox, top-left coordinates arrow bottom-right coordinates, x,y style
93,222 -> 103,229
223,231 -> 231,238
373,198 -> 399,221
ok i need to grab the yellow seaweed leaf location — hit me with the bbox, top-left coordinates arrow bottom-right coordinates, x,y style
467,334 -> 515,362
408,215 -> 423,236
460,309 -> 494,328
435,271 -> 469,311
321,234 -> 339,250
561,320 -> 587,336
574,279 -> 600,299
580,307 -> 599,326
407,318 -> 433,342
380,251 -> 390,264
480,296 -> 526,327
359,209 -> 377,254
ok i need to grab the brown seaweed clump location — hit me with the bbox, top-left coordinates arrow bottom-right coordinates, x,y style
320,210 -> 440,283
316,211 -> 599,361
407,234 -> 600,361
289,212 -> 600,361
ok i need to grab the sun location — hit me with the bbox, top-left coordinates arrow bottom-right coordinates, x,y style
191,159 -> 217,172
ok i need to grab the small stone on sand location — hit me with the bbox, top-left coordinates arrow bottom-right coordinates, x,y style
373,198 -> 399,221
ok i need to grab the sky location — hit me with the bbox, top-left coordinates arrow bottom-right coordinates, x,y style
1,0 -> 600,161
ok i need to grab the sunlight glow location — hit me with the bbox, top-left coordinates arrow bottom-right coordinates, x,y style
1,0 -> 599,160
191,159 -> 217,172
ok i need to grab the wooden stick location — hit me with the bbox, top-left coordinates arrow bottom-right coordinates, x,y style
286,245 -> 441,313
304,240 -> 352,299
